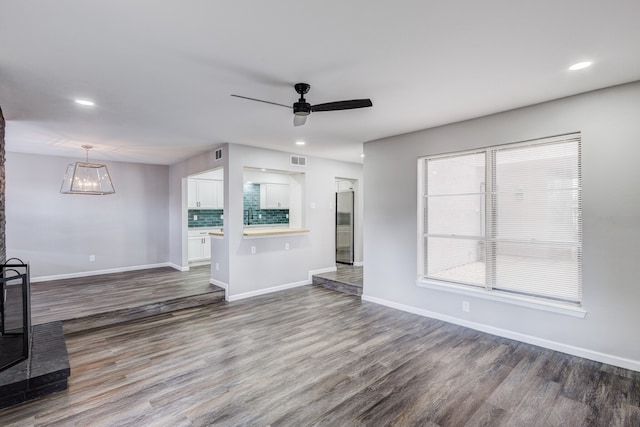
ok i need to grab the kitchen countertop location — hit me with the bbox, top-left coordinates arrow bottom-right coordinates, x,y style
208,227 -> 309,237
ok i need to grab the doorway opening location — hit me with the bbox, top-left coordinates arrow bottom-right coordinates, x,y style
335,179 -> 355,265
186,168 -> 224,267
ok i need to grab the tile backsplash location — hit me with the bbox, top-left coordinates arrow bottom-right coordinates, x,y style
243,183 -> 289,226
188,183 -> 290,228
188,209 -> 223,228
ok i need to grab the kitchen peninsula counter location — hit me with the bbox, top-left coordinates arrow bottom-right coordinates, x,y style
208,227 -> 310,238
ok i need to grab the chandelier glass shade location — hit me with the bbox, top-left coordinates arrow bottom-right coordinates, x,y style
60,145 -> 115,195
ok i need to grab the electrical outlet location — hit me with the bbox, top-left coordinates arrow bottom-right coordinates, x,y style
251,246 -> 256,255
193,214 -> 198,221
286,214 -> 289,219
215,263 -> 220,271
285,243 -> 290,250
258,214 -> 262,219
220,214 -> 224,219
310,202 -> 317,209
462,301 -> 470,312
89,255 -> 96,262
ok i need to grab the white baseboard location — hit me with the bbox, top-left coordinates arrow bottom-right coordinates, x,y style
210,279 -> 229,301
31,262 -> 175,283
169,263 -> 189,272
227,279 -> 310,302
308,266 -> 337,282
224,266 -> 338,302
362,294 -> 640,373
210,279 -> 228,291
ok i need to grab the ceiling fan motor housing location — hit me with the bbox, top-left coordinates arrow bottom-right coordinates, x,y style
293,102 -> 311,116
293,83 -> 311,115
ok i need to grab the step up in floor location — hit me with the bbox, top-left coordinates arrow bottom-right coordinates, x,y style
62,291 -> 226,335
0,288 -> 226,410
312,276 -> 362,296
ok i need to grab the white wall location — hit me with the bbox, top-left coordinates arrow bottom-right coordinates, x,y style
363,81 -> 640,370
212,143 -> 363,299
5,152 -> 170,279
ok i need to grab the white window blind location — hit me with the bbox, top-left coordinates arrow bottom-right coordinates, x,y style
420,133 -> 582,306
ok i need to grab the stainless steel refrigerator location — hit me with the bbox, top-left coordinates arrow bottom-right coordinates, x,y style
336,190 -> 354,264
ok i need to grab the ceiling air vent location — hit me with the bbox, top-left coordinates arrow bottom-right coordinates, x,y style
215,148 -> 223,160
290,155 -> 307,167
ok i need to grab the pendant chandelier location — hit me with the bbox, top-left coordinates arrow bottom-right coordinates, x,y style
60,145 -> 115,195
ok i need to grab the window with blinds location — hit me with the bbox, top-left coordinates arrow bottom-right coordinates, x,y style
419,133 -> 582,306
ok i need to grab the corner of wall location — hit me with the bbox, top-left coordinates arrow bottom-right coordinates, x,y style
0,105 -> 5,265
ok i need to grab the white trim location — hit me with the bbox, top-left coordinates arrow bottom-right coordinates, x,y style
210,278 -> 228,290
353,261 -> 364,267
210,278 -> 229,301
362,294 -> 640,372
30,262 -> 175,283
417,279 -> 587,318
227,279 -> 310,302
242,231 -> 310,239
169,263 -> 190,272
308,266 -> 337,282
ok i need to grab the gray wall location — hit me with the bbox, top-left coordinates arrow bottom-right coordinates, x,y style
169,143 -> 363,298
222,144 -> 363,298
363,81 -> 640,369
5,152 -> 170,279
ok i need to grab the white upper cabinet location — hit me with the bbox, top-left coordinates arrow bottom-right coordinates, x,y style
188,179 -> 224,209
260,183 -> 289,209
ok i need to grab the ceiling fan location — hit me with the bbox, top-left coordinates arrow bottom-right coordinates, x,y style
231,83 -> 372,127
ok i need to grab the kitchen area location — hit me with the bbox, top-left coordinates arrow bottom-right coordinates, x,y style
187,168 -> 224,265
181,144 -> 362,301
187,167 -> 308,266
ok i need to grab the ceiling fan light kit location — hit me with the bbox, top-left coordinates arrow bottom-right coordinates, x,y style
231,82 -> 372,127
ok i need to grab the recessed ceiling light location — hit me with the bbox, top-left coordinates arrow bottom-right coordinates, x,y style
295,141 -> 305,146
260,168 -> 267,172
569,61 -> 592,71
360,154 -> 365,158
74,99 -> 95,106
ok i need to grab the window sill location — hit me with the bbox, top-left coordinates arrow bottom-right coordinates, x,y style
416,278 -> 587,318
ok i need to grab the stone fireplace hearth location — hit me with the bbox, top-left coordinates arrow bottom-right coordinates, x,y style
0,106 -> 71,409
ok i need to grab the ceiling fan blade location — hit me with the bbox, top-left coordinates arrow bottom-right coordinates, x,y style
293,115 -> 307,127
230,94 -> 291,109
311,99 -> 372,112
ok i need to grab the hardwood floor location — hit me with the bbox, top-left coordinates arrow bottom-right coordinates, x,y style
1,285 -> 639,426
313,264 -> 363,296
30,266 -> 223,328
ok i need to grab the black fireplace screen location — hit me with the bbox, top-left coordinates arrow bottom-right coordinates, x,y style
0,259 -> 31,372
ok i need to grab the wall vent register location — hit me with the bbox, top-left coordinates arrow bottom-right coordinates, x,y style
290,155 -> 306,167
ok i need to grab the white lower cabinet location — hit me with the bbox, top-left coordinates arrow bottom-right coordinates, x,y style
188,230 -> 212,261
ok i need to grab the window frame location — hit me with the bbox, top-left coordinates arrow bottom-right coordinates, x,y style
416,134 -> 586,318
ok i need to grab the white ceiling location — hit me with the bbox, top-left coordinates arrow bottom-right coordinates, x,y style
1,1 -> 639,165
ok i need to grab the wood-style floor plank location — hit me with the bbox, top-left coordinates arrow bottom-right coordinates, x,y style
1,284 -> 639,426
30,266 -> 222,326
